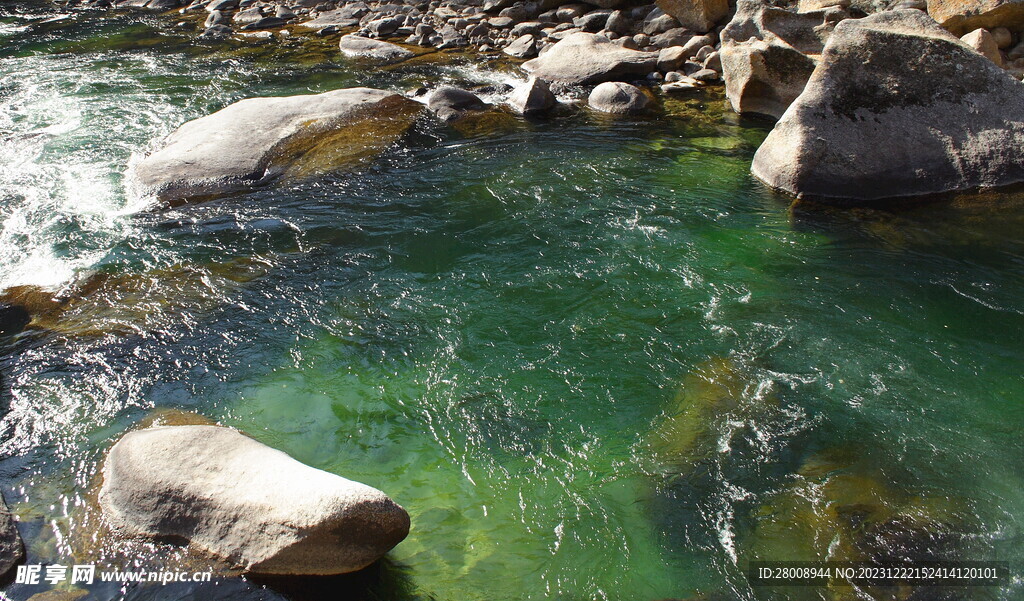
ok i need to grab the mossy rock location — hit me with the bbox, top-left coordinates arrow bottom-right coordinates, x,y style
650,356 -> 779,474
0,256 -> 271,338
742,447 -> 977,600
27,588 -> 89,601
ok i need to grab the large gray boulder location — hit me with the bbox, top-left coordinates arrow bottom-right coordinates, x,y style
298,4 -> 369,28
751,9 -> 1024,202
1,493 -> 24,580
134,88 -> 421,203
504,34 -> 539,58
206,0 -> 237,11
232,6 -> 264,24
99,425 -> 410,575
719,0 -> 844,118
722,0 -> 835,55
521,32 -> 658,84
339,35 -> 414,63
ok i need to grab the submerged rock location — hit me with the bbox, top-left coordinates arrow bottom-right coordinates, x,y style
521,32 -> 658,85
26,590 -> 88,601
752,9 -> 1024,202
745,447 -> 975,584
649,357 -> 773,472
339,34 -> 414,63
587,81 -> 649,113
99,425 -> 410,575
134,88 -> 421,203
0,492 -> 24,581
0,257 -> 269,338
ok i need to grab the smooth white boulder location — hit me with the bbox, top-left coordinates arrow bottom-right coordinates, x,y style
587,81 -> 649,113
133,88 -> 421,203
99,425 -> 410,575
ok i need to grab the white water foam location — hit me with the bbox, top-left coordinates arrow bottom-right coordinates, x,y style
0,55 -> 158,292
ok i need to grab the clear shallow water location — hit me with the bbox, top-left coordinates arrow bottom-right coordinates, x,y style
0,3 -> 1022,601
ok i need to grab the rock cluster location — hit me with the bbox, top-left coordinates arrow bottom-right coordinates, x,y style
752,9 -> 1024,201
80,0 -> 733,87
68,0 -> 1024,203
718,0 -> 1024,121
719,0 -> 840,119
707,0 -> 1024,202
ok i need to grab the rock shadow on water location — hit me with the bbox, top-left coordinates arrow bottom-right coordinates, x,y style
788,185 -> 1024,252
247,557 -> 423,601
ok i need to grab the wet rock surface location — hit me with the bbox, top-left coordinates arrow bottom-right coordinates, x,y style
0,493 -> 24,581
427,86 -> 489,121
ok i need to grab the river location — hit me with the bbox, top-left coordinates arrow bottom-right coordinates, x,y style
0,2 -> 1022,600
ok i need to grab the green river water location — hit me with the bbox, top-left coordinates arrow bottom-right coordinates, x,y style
0,3 -> 1022,600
